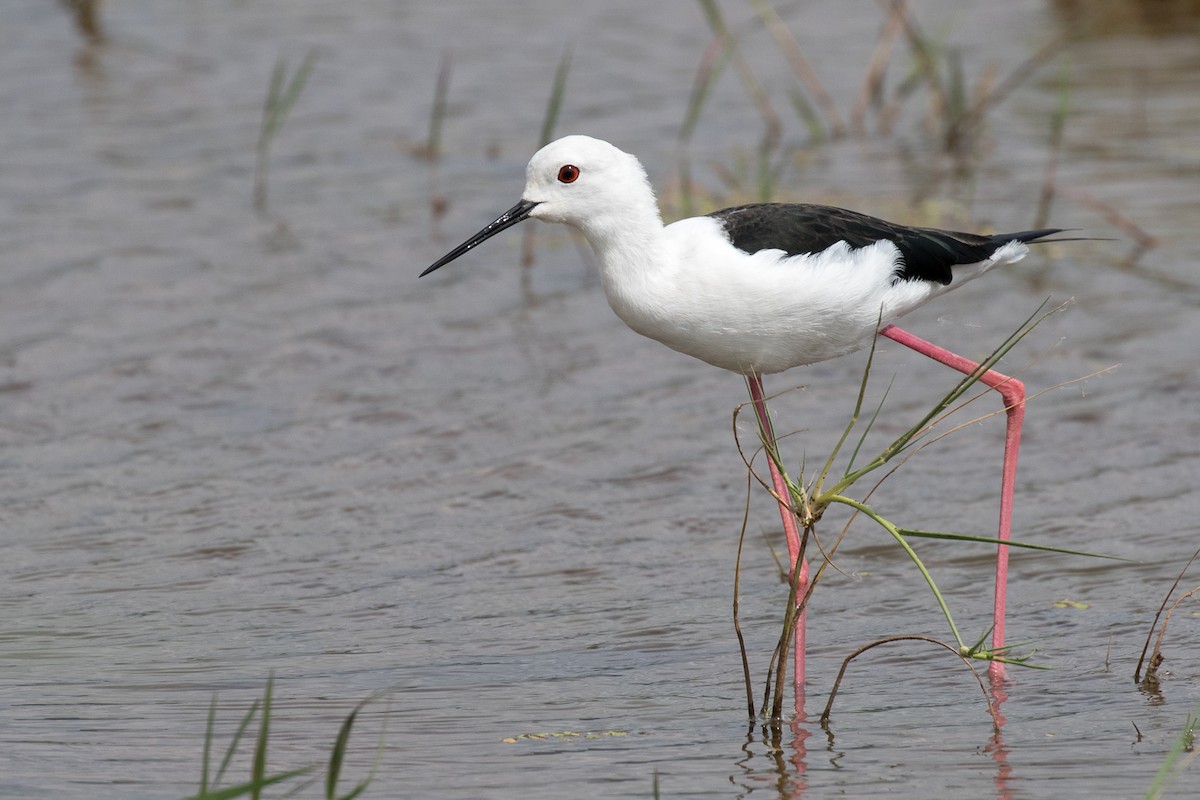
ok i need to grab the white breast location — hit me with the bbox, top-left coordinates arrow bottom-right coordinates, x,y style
597,217 -> 935,374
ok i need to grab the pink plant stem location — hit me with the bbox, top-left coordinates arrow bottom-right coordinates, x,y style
879,325 -> 1025,678
747,373 -> 808,698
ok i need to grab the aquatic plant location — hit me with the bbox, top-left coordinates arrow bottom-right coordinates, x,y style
255,50 -> 319,214
183,676 -> 386,800
734,303 -> 1122,721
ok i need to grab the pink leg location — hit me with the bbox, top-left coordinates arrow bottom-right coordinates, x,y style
747,373 -> 808,697
879,325 -> 1024,678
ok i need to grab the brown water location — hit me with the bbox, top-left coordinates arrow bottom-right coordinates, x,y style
2,1 -> 1199,797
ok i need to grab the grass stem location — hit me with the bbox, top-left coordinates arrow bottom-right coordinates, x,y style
254,50 -> 318,213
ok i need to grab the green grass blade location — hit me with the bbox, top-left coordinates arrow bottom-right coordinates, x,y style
200,693 -> 218,793
263,58 -> 286,131
181,766 -> 314,800
538,47 -> 572,147
748,0 -> 843,138
694,0 -> 781,148
214,698 -> 259,789
897,528 -> 1136,561
679,35 -> 727,147
813,322 -> 883,497
251,675 -> 273,800
325,704 -> 356,799
946,47 -> 966,135
425,50 -> 451,159
271,50 -> 318,143
830,300 -> 1057,497
845,375 -> 894,477
326,692 -> 390,800
830,494 -> 965,649
255,50 -> 318,211
787,85 -> 826,143
521,47 -> 573,266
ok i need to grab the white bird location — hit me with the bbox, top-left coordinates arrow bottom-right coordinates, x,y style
423,134 -> 1059,692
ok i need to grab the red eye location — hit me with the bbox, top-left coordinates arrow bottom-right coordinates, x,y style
557,164 -> 580,183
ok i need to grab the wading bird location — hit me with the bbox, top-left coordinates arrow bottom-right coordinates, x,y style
423,134 -> 1058,696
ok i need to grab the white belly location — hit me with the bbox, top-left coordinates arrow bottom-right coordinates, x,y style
603,239 -> 937,375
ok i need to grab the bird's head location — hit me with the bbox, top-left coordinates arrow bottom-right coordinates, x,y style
520,135 -> 653,227
420,135 -> 656,277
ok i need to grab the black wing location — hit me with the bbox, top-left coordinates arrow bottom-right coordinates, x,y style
708,203 -> 1062,286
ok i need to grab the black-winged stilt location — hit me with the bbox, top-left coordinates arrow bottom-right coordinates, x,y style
422,134 -> 1060,694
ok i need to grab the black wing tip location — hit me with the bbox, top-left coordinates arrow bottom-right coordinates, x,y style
998,228 -> 1110,245
1006,228 -> 1065,243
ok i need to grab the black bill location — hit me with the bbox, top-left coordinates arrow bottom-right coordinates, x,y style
419,199 -> 540,277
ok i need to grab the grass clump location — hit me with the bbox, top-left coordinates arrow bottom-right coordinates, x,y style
734,303 -> 1123,722
183,676 -> 387,800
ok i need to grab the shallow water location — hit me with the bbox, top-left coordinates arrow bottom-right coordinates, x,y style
2,1 -> 1199,797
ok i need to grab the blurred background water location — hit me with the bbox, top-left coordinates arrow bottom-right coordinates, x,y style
1,1 -> 1198,797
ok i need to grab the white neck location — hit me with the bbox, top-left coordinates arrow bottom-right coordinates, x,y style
577,201 -> 674,332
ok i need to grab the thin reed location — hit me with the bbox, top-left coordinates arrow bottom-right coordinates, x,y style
1135,546 -> 1200,690
418,51 -> 453,161
255,50 -> 319,213
671,0 -> 1083,221
522,46 -> 574,270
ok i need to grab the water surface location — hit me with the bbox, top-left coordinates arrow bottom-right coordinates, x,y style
2,1 -> 1199,797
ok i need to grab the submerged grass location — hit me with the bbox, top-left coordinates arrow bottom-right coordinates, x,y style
254,50 -> 318,214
